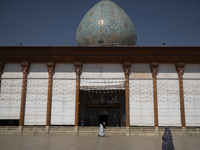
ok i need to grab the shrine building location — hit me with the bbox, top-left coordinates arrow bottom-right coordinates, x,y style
0,0 -> 200,135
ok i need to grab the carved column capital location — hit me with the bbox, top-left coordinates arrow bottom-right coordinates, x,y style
47,62 -> 55,76
123,62 -> 131,77
150,63 -> 159,78
21,62 -> 30,76
74,62 -> 82,77
176,63 -> 185,78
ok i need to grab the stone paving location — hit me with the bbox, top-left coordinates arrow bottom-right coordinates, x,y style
0,135 -> 200,150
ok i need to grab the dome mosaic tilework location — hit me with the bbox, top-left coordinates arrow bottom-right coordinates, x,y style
76,0 -> 137,46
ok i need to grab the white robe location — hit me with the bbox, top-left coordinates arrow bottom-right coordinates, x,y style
98,124 -> 105,137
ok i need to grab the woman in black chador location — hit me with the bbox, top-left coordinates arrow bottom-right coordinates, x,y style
162,126 -> 175,150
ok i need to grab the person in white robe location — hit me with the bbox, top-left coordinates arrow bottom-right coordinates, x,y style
98,123 -> 105,137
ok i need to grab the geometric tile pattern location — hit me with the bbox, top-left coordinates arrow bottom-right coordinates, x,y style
76,0 -> 137,46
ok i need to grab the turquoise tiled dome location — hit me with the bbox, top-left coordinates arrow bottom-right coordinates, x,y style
76,0 -> 137,46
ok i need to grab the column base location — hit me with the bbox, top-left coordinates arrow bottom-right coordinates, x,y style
125,127 -> 130,136
45,126 -> 50,133
154,126 -> 159,136
18,126 -> 23,133
182,127 -> 186,136
74,126 -> 79,136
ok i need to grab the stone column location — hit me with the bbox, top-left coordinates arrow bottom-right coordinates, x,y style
74,62 -> 82,128
19,62 -> 30,127
176,63 -> 186,127
150,63 -> 159,127
46,62 -> 55,130
123,62 -> 131,127
0,62 -> 4,91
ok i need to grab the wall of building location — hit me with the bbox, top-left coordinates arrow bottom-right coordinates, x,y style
157,64 -> 181,126
51,64 -> 76,125
24,64 -> 48,125
129,64 -> 154,126
183,64 -> 200,126
0,63 -> 199,127
0,64 -> 22,120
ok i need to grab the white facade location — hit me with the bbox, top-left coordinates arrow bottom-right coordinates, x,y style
0,63 -> 199,126
51,64 -> 76,125
183,64 -> 200,126
24,64 -> 48,125
129,64 -> 154,126
157,64 -> 181,126
0,64 -> 22,119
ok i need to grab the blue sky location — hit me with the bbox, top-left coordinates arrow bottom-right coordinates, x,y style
0,0 -> 200,46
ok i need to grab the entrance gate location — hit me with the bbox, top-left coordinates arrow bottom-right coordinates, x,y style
79,90 -> 125,126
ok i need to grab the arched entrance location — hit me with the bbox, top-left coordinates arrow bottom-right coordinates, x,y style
79,90 -> 125,126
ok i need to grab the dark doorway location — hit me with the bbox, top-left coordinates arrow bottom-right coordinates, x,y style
79,90 -> 125,126
99,115 -> 108,125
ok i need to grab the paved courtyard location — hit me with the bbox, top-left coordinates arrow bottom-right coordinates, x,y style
0,135 -> 200,150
